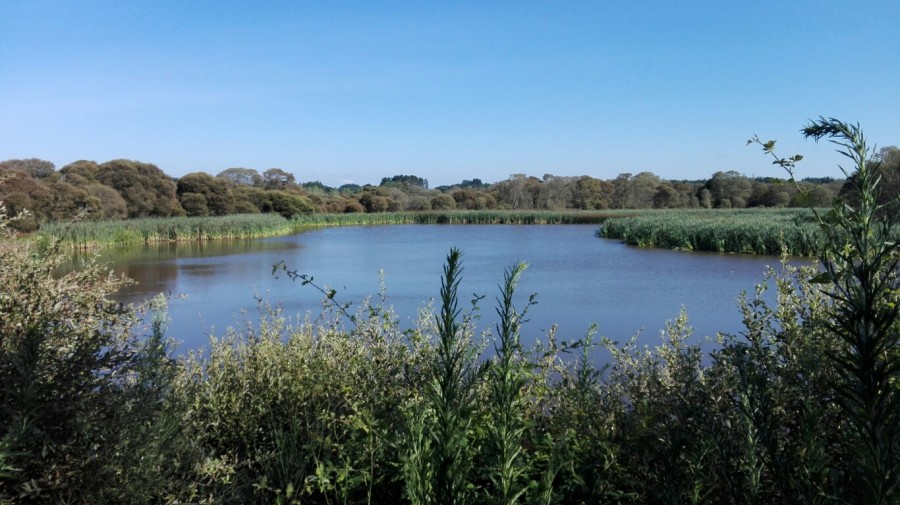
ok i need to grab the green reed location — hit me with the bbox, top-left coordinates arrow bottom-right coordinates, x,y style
599,208 -> 823,256
292,210 -> 623,227
39,214 -> 295,248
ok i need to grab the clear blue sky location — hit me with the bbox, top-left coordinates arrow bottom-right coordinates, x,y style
2,1 -> 898,187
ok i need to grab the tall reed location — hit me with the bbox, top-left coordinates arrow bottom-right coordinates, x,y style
39,213 -> 295,248
292,210 -> 619,227
599,208 -> 823,255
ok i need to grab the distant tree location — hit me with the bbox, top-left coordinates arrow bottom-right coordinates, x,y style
357,192 -> 391,213
179,193 -> 210,217
430,193 -> 457,210
233,185 -> 267,213
262,168 -> 297,190
451,188 -> 496,210
652,184 -> 681,208
623,172 -> 662,208
706,170 -> 753,208
59,160 -> 101,184
610,173 -> 632,209
339,183 -> 362,193
573,176 -> 611,210
839,145 -> 899,215
84,183 -> 128,219
177,172 -> 235,216
46,180 -> 97,220
264,190 -> 313,218
217,167 -> 263,187
406,196 -> 432,211
302,181 -> 334,194
699,188 -> 713,209
459,178 -> 489,189
536,174 -> 575,209
380,174 -> 429,190
0,171 -> 53,231
342,199 -> 365,213
494,174 -> 539,209
0,158 -> 55,179
96,159 -> 183,218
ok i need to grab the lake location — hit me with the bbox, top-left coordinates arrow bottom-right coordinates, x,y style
97,224 -> 804,354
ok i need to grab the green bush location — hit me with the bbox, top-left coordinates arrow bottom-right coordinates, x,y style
0,209 -> 179,503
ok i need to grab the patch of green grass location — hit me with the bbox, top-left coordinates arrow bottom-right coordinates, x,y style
599,208 -> 823,255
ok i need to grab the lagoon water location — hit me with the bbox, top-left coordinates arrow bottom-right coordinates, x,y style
101,224 -> 803,354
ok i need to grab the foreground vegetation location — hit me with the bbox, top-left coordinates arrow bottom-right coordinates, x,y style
1,119 -> 898,504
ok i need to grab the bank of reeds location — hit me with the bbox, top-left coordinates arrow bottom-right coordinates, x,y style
39,214 -> 295,248
292,210 -> 621,227
599,208 -> 822,256
41,211 -> 622,248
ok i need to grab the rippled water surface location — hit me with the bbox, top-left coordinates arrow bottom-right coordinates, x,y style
96,224 -> 805,353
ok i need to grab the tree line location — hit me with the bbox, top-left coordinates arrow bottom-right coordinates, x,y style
1,148 -> 897,231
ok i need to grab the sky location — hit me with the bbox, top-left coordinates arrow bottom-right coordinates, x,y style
1,1 -> 898,188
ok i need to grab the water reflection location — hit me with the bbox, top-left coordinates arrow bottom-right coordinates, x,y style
79,225 -> 811,358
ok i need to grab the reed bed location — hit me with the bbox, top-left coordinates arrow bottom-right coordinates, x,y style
599,208 -> 823,256
40,213 -> 295,248
292,210 -> 623,227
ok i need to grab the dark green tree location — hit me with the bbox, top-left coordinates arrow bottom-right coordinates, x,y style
96,159 -> 183,218
176,172 -> 236,216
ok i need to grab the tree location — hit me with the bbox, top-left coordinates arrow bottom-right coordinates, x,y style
264,190 -> 313,218
494,174 -> 539,209
573,176 -> 611,210
59,160 -> 101,184
652,184 -> 681,208
84,183 -> 128,219
262,168 -> 297,190
623,172 -> 662,208
381,174 -> 429,190
536,174 -> 575,210
706,170 -> 753,208
0,158 -> 56,179
96,159 -> 183,218
430,193 -> 457,210
177,172 -> 236,216
838,145 -> 900,215
217,167 -> 263,187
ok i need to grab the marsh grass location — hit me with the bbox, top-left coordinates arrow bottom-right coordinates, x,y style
40,211 -> 621,249
292,210 -> 620,227
39,213 -> 295,248
599,208 -> 823,255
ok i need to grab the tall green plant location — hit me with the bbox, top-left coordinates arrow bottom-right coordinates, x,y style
804,119 -> 900,504
487,261 -> 532,505
406,248 -> 487,505
755,118 -> 900,503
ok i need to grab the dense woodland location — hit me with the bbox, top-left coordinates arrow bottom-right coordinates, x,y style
5,148 -> 898,232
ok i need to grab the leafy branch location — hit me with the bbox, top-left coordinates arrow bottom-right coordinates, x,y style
272,260 -> 358,328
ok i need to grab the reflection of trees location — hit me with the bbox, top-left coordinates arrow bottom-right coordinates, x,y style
115,261 -> 180,303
